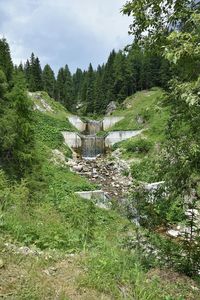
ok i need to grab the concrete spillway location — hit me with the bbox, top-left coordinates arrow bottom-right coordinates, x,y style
63,116 -> 143,158
80,134 -> 105,158
105,130 -> 143,146
68,115 -> 124,132
84,120 -> 103,135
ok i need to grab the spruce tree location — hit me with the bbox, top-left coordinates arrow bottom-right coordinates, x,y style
94,65 -> 104,113
113,51 -> 129,102
32,57 -> 43,91
101,50 -> 116,111
56,65 -> 74,110
73,68 -> 83,104
24,60 -> 31,86
85,63 -> 95,114
127,45 -> 143,91
0,38 -> 13,83
0,69 -> 8,115
42,64 -> 56,98
80,72 -> 87,103
0,72 -> 35,178
63,64 -> 74,109
28,53 -> 43,92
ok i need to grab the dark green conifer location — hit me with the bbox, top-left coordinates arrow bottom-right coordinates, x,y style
0,38 -> 13,83
42,64 -> 56,98
85,63 -> 95,114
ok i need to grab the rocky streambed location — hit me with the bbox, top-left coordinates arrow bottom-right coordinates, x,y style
67,149 -> 133,201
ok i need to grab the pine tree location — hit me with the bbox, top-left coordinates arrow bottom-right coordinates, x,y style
93,65 -> 104,113
32,57 -> 43,91
80,72 -> 87,103
73,68 -> 83,104
42,64 -> 56,98
0,72 -> 35,178
85,63 -> 95,114
101,50 -> 116,111
63,64 -> 74,109
24,59 -> 31,86
113,51 -> 129,102
127,45 -> 143,92
56,65 -> 74,110
0,38 -> 13,83
28,53 -> 43,92
0,69 -> 8,115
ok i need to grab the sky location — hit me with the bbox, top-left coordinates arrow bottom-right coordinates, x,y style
0,0 -> 132,74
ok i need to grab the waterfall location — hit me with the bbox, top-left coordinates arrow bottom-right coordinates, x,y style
84,120 -> 103,135
78,119 -> 105,158
81,135 -> 105,158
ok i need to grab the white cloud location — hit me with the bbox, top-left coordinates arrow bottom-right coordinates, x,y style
0,0 -> 132,72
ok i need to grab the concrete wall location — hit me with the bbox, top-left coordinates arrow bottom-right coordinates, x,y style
62,132 -> 82,148
103,116 -> 124,130
68,116 -> 124,132
75,190 -> 109,201
105,130 -> 143,147
68,116 -> 86,131
75,190 -> 111,209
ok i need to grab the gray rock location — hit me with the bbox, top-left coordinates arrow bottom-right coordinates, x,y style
167,229 -> 180,238
136,115 -> 145,125
73,165 -> 83,172
106,101 -> 117,115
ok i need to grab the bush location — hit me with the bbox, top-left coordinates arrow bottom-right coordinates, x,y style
131,158 -> 160,182
126,138 -> 153,154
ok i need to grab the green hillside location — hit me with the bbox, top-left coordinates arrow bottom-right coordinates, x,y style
1,90 -> 199,299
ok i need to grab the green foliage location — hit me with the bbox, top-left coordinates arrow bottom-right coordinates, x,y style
123,0 -> 200,276
126,138 -> 153,154
85,63 -> 95,114
27,53 -> 43,91
0,69 -> 8,108
80,246 -> 137,296
0,38 -> 13,82
0,72 -> 37,178
56,65 -> 74,110
111,89 -> 165,131
122,0 -> 194,43
33,112 -> 73,150
42,64 -> 56,98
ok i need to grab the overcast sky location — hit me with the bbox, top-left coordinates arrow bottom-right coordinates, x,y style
0,0 -> 132,74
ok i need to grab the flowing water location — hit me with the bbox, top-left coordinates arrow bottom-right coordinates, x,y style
80,120 -> 105,158
84,120 -> 103,135
81,135 -> 105,158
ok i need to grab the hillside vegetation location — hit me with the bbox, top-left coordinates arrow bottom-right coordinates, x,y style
1,0 -> 200,296
1,89 -> 199,299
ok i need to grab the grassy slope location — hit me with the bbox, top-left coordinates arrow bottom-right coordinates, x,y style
1,91 -> 199,299
110,88 -> 170,182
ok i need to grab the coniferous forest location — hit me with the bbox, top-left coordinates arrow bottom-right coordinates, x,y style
18,45 -> 171,114
0,0 -> 200,299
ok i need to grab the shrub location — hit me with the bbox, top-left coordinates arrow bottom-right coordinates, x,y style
126,138 -> 153,154
131,158 -> 160,182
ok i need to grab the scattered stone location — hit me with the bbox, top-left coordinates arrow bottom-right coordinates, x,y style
167,229 -> 180,238
72,165 -> 83,172
136,115 -> 145,125
4,243 -> 42,256
52,149 -> 67,167
29,92 -> 54,112
40,98 -> 53,112
69,153 -> 133,200
92,168 -> 97,173
92,174 -> 98,178
106,101 -> 117,115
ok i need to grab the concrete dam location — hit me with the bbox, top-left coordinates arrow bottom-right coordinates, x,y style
63,116 -> 143,158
